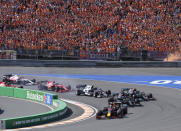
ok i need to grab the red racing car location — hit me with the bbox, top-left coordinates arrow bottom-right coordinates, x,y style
0,81 -> 23,88
38,81 -> 71,93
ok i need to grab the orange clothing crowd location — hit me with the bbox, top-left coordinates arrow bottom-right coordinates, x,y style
114,0 -> 181,54
0,0 -> 180,58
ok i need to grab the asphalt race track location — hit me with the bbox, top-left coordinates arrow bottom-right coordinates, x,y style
0,96 -> 51,119
1,67 -> 181,131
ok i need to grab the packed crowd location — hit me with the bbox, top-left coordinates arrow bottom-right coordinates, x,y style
115,0 -> 181,54
0,0 -> 180,59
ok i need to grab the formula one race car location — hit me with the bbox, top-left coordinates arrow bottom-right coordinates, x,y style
0,81 -> 23,88
109,94 -> 141,107
76,84 -> 97,96
2,74 -> 36,86
120,88 -> 156,101
137,91 -> 156,101
96,102 -> 128,119
93,88 -> 112,98
38,81 -> 71,93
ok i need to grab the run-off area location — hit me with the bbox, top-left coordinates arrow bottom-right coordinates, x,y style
0,96 -> 51,119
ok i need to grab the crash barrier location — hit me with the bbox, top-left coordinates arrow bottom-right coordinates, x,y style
13,48 -> 169,61
0,50 -> 17,60
0,86 -> 67,129
0,59 -> 181,67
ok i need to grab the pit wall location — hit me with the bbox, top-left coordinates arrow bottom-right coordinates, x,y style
0,86 -> 67,129
0,60 -> 181,67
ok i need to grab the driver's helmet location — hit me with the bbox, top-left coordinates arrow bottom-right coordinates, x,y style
133,88 -> 136,91
128,88 -> 134,94
111,102 -> 116,108
98,88 -> 102,91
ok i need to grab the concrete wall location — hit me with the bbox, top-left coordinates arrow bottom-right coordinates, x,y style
0,60 -> 181,67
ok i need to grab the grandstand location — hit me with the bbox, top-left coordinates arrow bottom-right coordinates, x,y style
0,0 -> 180,61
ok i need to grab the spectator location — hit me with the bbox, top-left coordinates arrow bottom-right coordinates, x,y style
0,0 -> 180,60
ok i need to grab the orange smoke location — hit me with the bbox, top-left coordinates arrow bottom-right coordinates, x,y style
164,45 -> 181,61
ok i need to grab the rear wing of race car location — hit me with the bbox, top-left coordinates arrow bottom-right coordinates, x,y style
37,80 -> 48,84
76,84 -> 87,88
66,85 -> 71,90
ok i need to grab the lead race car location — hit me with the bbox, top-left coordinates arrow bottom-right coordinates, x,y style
38,81 -> 71,93
96,101 -> 128,119
2,74 -> 36,86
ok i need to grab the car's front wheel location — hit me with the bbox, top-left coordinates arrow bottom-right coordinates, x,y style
76,90 -> 81,96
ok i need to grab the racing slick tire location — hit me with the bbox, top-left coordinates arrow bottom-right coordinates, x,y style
38,85 -> 43,90
135,99 -> 142,106
51,86 -> 56,91
16,80 -> 21,85
122,107 -> 128,114
106,90 -> 112,97
66,85 -> 71,90
55,87 -> 59,92
32,79 -> 36,83
76,90 -> 81,96
18,86 -> 23,88
128,100 -> 134,107
90,93 -> 94,97
117,108 -> 123,118
142,95 -> 149,101
147,93 -> 156,101
94,92 -> 98,98
96,110 -> 105,119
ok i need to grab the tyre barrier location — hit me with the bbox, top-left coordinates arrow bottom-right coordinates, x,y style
0,86 -> 67,129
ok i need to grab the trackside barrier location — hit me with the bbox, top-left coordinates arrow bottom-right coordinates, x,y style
1,60 -> 181,67
0,86 -> 14,97
0,86 -> 67,129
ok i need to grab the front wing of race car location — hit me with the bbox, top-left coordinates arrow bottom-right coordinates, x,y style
56,85 -> 71,93
96,106 -> 128,120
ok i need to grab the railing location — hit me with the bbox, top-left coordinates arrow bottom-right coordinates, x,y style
0,48 -> 170,61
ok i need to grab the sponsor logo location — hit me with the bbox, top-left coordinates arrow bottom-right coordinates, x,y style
14,118 -> 41,126
44,94 -> 52,105
41,113 -> 59,121
26,91 -> 44,102
150,80 -> 181,84
53,101 -> 61,107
